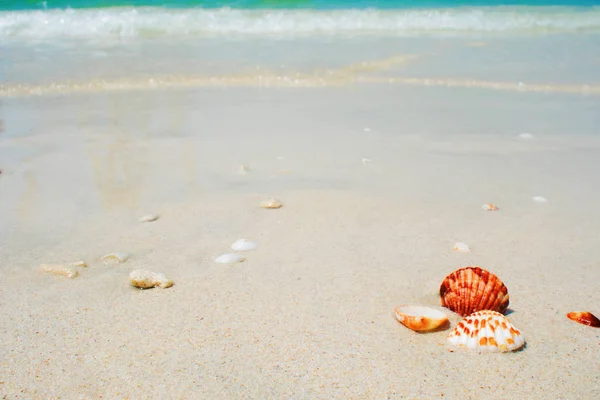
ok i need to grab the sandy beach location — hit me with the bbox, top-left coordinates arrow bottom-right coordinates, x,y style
2,26 -> 600,398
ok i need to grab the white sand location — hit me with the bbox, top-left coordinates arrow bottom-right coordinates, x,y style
1,82 -> 600,398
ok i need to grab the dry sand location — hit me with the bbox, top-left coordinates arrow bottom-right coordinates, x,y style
1,84 -> 600,399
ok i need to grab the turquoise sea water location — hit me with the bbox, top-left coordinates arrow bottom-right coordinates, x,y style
3,0 -> 600,11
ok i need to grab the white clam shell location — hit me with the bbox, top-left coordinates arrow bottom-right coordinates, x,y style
532,196 -> 548,203
452,242 -> 471,253
231,239 -> 258,252
139,214 -> 159,223
215,253 -> 246,264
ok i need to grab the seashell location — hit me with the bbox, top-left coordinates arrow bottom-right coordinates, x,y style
238,165 -> 249,175
215,253 -> 246,264
447,310 -> 525,352
481,203 -> 499,211
532,196 -> 548,203
439,266 -> 509,317
231,239 -> 258,252
393,305 -> 449,332
139,214 -> 159,223
567,311 -> 600,328
129,269 -> 173,289
40,264 -> 79,278
101,252 -> 130,263
260,198 -> 283,209
452,242 -> 471,253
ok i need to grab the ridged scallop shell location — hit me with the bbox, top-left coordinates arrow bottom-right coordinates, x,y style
393,305 -> 449,333
567,311 -> 600,328
447,310 -> 525,352
439,266 -> 509,317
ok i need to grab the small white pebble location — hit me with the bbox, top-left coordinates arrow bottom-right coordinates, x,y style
452,242 -> 471,253
532,196 -> 548,203
231,239 -> 258,252
139,214 -> 159,223
215,253 -> 246,264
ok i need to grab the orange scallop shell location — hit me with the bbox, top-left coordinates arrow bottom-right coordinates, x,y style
439,266 -> 510,317
567,311 -> 600,328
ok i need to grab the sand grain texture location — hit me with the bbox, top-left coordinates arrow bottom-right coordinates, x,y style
1,80 -> 600,398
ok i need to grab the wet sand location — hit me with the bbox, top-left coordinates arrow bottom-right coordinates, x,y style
1,83 -> 600,398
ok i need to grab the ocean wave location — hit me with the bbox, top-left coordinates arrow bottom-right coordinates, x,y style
2,6 -> 600,40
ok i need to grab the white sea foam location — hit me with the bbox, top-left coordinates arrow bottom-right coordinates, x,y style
1,6 -> 600,41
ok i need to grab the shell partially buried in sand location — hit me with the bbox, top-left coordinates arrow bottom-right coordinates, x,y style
40,261 -> 87,279
440,266 -> 510,317
567,311 -> 600,328
101,252 -> 130,263
231,239 -> 258,252
260,198 -> 283,209
129,270 -> 173,289
139,214 -> 159,223
482,203 -> 499,211
452,242 -> 471,253
393,305 -> 449,332
447,310 -> 525,353
215,253 -> 246,264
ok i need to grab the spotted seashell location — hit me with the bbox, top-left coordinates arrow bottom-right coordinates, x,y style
447,310 -> 525,352
439,266 -> 509,317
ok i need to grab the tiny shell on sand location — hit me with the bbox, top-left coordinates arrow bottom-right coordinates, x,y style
260,198 -> 283,209
40,261 -> 87,279
129,269 -> 173,289
101,252 -> 130,263
452,242 -> 470,253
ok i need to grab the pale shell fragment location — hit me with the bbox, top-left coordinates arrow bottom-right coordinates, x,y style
231,239 -> 258,252
481,203 -> 499,211
139,214 -> 159,223
260,198 -> 283,209
129,269 -> 173,289
393,305 -> 449,332
447,310 -> 525,353
40,261 -> 88,279
452,242 -> 471,253
215,253 -> 246,264
101,252 -> 130,263
532,196 -> 548,203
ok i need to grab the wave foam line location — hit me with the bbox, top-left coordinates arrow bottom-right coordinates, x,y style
3,7 -> 600,39
2,74 -> 599,97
